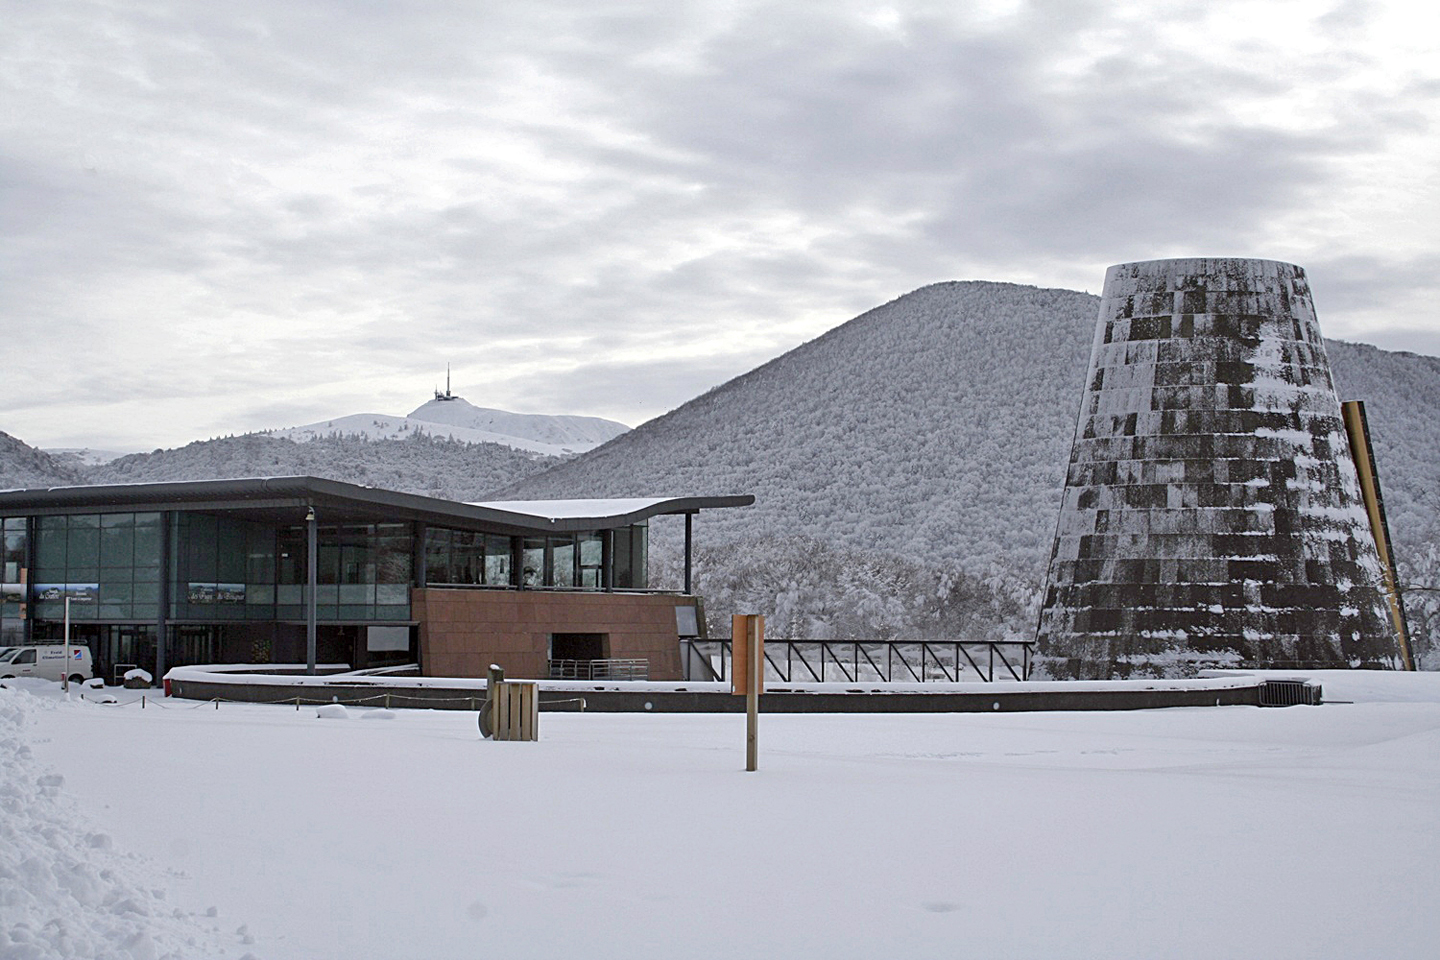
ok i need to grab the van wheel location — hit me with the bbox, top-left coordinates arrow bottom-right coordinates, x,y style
68,674 -> 85,685
0,674 -> 13,680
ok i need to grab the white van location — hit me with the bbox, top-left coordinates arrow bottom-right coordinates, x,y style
0,644 -> 94,683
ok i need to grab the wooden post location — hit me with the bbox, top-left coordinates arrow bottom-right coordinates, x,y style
732,614 -> 764,771
1341,400 -> 1415,670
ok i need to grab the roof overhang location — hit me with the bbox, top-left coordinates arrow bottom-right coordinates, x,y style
0,477 -> 754,534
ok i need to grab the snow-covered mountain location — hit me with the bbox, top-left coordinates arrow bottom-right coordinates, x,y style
263,397 -> 629,456
408,397 -> 629,449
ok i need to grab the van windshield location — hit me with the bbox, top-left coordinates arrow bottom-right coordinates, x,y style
0,648 -> 18,663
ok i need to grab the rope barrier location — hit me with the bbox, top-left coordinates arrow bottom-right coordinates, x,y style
166,690 -> 492,708
78,693 -> 159,708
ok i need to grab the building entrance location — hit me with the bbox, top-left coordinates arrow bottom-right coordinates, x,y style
550,633 -> 607,661
99,625 -> 156,686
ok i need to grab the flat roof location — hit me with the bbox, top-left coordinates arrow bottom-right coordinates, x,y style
0,477 -> 753,534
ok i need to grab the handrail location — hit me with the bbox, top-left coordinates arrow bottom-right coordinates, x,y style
548,658 -> 649,681
422,582 -> 685,596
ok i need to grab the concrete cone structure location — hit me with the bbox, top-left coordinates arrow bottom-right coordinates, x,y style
1036,258 -> 1394,678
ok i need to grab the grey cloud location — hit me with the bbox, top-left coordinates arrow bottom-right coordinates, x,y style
1306,254 -> 1440,312
2,0 -> 1435,449
485,352 -> 774,428
1316,0 -> 1379,30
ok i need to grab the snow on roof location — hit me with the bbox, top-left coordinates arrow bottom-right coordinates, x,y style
468,498 -> 673,521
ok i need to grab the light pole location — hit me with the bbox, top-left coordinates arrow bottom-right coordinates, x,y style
306,506 -> 317,675
63,594 -> 71,697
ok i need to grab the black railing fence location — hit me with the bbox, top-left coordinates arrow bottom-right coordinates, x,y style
680,639 -> 1033,684
548,658 -> 650,681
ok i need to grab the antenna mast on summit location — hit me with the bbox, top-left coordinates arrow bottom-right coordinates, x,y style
435,364 -> 457,401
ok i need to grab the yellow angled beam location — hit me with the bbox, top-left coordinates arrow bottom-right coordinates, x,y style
1341,400 -> 1415,670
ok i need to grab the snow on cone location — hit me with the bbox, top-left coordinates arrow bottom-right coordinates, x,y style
1037,257 -> 1393,677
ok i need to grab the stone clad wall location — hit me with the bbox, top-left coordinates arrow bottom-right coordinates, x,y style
414,587 -> 694,680
1037,258 -> 1394,677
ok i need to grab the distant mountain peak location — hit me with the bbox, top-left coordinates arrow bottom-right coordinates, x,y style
403,398 -> 629,452
259,398 -> 630,457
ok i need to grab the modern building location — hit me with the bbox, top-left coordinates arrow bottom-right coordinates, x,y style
0,477 -> 751,684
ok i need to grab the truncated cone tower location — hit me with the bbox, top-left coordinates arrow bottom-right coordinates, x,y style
1036,258 -> 1394,677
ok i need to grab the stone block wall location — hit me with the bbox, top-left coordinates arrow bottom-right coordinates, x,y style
1036,258 -> 1394,677
414,588 -> 696,680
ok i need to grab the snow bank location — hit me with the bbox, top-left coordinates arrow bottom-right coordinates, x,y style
0,685 -> 250,960
1201,668 -> 1440,703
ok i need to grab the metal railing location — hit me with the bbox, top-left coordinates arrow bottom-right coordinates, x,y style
548,658 -> 650,681
680,639 -> 1033,683
426,582 -> 684,596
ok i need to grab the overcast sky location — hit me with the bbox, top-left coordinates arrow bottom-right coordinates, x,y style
3,0 -> 1438,451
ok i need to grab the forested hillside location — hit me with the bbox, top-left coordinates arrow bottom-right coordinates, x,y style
86,433 -> 561,501
0,431 -> 84,489
0,433 -> 558,502
499,282 -> 1096,569
499,282 -> 1440,656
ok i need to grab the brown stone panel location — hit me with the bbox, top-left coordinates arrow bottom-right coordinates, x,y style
411,588 -> 695,680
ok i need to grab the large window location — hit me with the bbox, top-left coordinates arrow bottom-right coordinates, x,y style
613,522 -> 648,589
422,526 -> 644,590
33,513 -> 161,622
425,529 -> 511,586
521,537 -> 545,587
1,517 -> 27,644
275,522 -> 413,621
173,514 -> 262,622
579,534 -> 603,588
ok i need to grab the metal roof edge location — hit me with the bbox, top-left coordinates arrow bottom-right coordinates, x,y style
0,477 -> 754,532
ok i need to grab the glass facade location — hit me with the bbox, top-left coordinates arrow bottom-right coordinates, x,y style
171,513 -> 256,621
32,513 -> 162,624
424,529 -> 512,586
2,517 -> 26,645
271,521 -> 411,622
9,514 -> 654,618
4,506 -> 654,678
426,526 -> 645,589
16,513 -> 422,628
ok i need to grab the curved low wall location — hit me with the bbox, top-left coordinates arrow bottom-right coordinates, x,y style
166,671 -> 1269,713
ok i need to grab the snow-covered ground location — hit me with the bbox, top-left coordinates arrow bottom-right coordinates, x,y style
4,671 -> 1438,960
